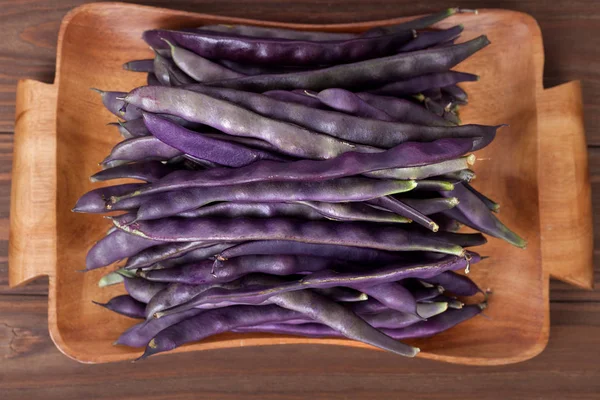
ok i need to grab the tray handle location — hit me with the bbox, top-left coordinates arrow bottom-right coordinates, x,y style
538,81 -> 594,289
9,80 -> 57,287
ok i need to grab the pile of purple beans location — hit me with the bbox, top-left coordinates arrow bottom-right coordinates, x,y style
76,8 -> 526,359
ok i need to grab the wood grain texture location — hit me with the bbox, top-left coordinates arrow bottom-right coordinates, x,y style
0,0 -> 598,398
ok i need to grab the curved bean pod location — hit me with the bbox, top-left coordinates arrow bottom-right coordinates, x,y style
359,283 -> 417,314
90,161 -> 176,183
111,138 -> 473,202
164,39 -> 243,82
398,25 -> 463,52
73,183 -> 143,214
314,88 -> 393,120
364,155 -> 474,180
140,255 -> 337,284
123,277 -> 168,303
86,229 -> 164,270
101,136 -> 183,164
441,183 -> 526,247
367,196 -> 438,231
92,89 -> 143,120
355,92 -> 450,126
124,242 -> 232,270
368,71 -> 479,97
363,8 -> 458,36
399,197 -> 460,215
423,271 -> 482,296
216,241 -> 408,264
124,86 -> 377,159
177,202 -> 325,220
113,217 -> 466,256
316,287 -> 368,302
144,29 -> 415,66
143,113 -> 287,167
199,24 -> 357,41
205,36 -> 489,91
464,182 -> 500,212
93,295 -> 146,319
184,84 -> 495,149
133,178 -> 417,221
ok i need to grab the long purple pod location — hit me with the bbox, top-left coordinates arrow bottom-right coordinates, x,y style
178,202 -> 325,220
86,229 -> 164,270
314,88 -> 393,120
359,283 -> 417,314
367,196 -> 438,231
217,241 -> 408,264
118,119 -> 150,137
267,288 -> 419,357
263,90 -> 325,108
123,59 -> 154,72
164,40 -> 243,82
205,36 -> 489,92
141,255 -> 337,284
440,183 -> 526,248
90,161 -> 176,183
368,71 -> 479,96
124,241 -> 232,270
442,84 -> 468,104
235,303 -> 483,340
114,217 -> 466,257
199,24 -> 357,41
463,182 -> 500,212
364,155 -> 473,180
199,132 -> 278,153
133,178 -> 417,221
124,87 -> 377,159
363,8 -> 458,36
93,295 -> 146,319
101,136 -> 183,164
359,310 -> 424,329
399,197 -> 460,215
112,138 -> 474,202
150,244 -> 238,270
297,201 -> 411,223
355,92 -> 450,126
143,29 -> 415,66
123,277 -> 167,303
72,183 -> 143,213
92,89 -> 143,120
398,25 -> 463,52
183,84 -> 495,150
156,254 -> 478,317
140,305 -> 309,358
143,114 -> 287,167
116,308 -> 204,347
423,271 -> 482,296
414,180 -> 455,191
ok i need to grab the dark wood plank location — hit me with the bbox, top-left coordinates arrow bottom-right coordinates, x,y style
0,295 -> 599,400
0,0 -> 599,142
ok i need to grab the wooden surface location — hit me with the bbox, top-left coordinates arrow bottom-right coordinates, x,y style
0,0 -> 598,398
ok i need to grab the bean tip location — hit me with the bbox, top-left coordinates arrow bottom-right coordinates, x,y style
90,87 -> 104,95
91,300 -> 106,307
430,222 -> 439,232
458,8 -> 479,14
466,154 -> 476,166
437,285 -> 445,294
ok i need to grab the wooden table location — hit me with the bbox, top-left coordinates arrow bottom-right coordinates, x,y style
1,1 -> 599,398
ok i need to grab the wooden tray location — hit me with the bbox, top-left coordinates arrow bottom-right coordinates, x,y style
9,3 -> 593,365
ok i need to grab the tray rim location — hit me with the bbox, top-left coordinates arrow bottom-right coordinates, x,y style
19,2 -> 553,365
